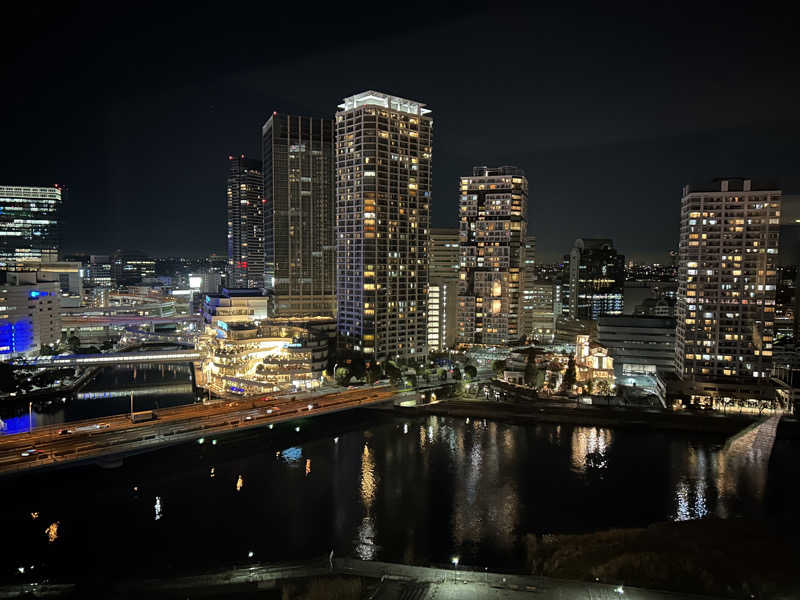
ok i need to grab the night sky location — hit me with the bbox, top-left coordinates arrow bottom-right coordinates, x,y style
2,1 -> 799,262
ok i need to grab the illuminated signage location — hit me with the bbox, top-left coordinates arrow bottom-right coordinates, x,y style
28,290 -> 50,299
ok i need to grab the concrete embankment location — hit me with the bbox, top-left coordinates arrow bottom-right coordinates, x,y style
399,400 -> 800,439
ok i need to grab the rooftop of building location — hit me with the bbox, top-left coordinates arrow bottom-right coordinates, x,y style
597,315 -> 677,328
471,165 -> 525,177
683,178 -> 780,195
221,287 -> 269,298
573,238 -> 615,250
338,91 -> 430,116
227,155 -> 262,171
0,185 -> 62,197
430,227 -> 459,237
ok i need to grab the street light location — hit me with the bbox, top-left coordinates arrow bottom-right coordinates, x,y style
28,401 -> 32,434
451,556 -> 459,582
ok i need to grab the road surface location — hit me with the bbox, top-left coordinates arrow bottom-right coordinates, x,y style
0,385 -> 394,476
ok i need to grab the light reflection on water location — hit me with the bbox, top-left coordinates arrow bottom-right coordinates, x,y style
570,426 -> 613,470
5,414 -> 793,580
356,443 -> 379,559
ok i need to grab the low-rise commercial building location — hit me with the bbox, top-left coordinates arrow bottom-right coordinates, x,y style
203,288 -> 271,326
597,316 -> 677,376
202,316 -> 335,394
0,272 -> 60,356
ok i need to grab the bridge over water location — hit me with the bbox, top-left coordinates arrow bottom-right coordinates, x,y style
12,349 -> 204,369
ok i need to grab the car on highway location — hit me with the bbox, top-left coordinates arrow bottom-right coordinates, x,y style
20,449 -> 44,457
58,429 -> 71,435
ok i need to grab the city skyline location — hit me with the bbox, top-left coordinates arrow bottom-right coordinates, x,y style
3,3 -> 800,262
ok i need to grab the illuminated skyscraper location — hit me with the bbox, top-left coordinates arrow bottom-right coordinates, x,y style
457,166 -> 528,346
226,156 -> 264,289
335,91 -> 432,362
0,185 -> 61,270
262,113 -> 336,316
676,178 -> 781,405
564,238 -> 625,320
428,228 -> 459,350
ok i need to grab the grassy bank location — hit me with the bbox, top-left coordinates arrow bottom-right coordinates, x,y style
525,519 -> 800,599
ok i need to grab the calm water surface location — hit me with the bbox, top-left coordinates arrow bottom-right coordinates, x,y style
0,362 -> 195,434
1,413 -> 797,581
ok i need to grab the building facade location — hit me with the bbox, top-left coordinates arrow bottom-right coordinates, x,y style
335,91 -> 432,362
675,178 -> 781,400
457,166 -> 528,346
520,234 -> 537,336
0,185 -> 61,271
262,114 -> 336,316
0,272 -> 60,356
428,228 -> 460,351
597,315 -> 676,375
565,238 -> 625,320
226,156 -> 264,289
525,280 -> 560,343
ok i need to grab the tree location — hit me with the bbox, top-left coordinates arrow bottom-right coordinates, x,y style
594,379 -> 611,396
585,379 -> 594,395
382,360 -> 402,385
524,362 -> 539,388
492,359 -> 507,378
344,352 -> 366,381
335,367 -> 352,386
67,336 -> 81,353
561,353 -> 576,392
39,344 -> 57,356
535,370 -> 546,389
464,364 -> 478,380
365,362 -> 381,384
0,363 -> 16,393
452,366 -> 462,381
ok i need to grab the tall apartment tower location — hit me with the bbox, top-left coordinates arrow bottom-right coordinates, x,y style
428,228 -> 460,351
565,238 -> 625,320
226,156 -> 264,289
262,114 -> 336,316
335,91 -> 432,362
676,178 -> 781,402
520,234 -> 537,336
457,166 -> 528,346
0,185 -> 61,271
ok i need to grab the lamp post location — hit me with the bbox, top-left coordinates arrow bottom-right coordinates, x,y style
28,401 -> 32,434
451,556 -> 459,583
130,392 -> 134,420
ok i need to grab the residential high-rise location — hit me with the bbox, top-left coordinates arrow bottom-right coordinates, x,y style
335,91 -> 432,362
526,280 -> 561,343
676,178 -> 781,404
457,166 -> 528,346
0,185 -> 61,271
226,156 -> 264,289
428,228 -> 460,351
520,234 -> 537,337
564,238 -> 625,320
262,114 -> 336,316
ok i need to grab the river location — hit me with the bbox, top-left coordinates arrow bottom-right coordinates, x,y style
1,412 -> 798,582
0,357 -> 196,435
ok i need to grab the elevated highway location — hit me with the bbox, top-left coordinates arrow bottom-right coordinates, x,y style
0,385 -> 395,476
